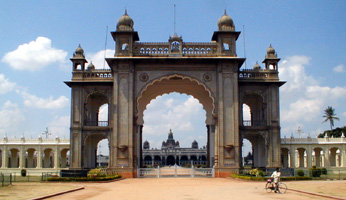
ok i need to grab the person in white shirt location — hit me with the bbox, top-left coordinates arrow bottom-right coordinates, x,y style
271,168 -> 281,193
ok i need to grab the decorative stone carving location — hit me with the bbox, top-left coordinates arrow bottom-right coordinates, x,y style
139,73 -> 149,82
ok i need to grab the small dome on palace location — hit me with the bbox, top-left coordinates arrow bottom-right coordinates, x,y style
73,45 -> 85,58
117,9 -> 134,31
253,62 -> 261,70
87,62 -> 95,70
267,45 -> 275,55
75,45 -> 84,54
217,10 -> 235,31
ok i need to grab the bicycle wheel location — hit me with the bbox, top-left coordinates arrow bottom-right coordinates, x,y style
265,182 -> 273,193
278,183 -> 287,194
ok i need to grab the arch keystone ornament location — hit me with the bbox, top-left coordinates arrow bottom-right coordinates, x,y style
65,10 -> 285,178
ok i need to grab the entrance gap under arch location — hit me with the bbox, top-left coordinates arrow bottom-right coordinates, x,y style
141,92 -> 208,168
97,139 -> 109,167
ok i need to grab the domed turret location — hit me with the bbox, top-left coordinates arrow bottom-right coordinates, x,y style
73,45 -> 85,58
116,9 -> 134,31
175,141 -> 180,147
87,62 -> 95,71
143,140 -> 150,149
266,44 -> 277,58
217,10 -> 235,31
253,61 -> 261,70
192,140 -> 198,149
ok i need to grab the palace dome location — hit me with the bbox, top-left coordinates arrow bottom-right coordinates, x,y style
73,45 -> 85,58
87,62 -> 95,70
117,10 -> 134,31
217,10 -> 234,31
253,62 -> 261,70
267,45 -> 275,55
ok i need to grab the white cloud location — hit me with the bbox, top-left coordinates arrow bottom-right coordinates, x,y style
333,64 -> 346,73
18,91 -> 69,109
48,115 -> 70,138
0,74 -> 16,94
86,49 -> 115,69
2,37 -> 68,71
279,55 -> 346,137
0,101 -> 25,133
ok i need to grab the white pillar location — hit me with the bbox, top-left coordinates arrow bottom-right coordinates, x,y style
54,147 -> 59,169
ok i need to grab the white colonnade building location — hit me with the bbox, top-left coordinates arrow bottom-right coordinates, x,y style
0,135 -> 69,174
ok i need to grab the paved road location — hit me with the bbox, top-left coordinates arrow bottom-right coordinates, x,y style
47,178 -> 327,200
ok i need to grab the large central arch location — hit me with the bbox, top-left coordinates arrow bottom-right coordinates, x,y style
135,74 -> 216,168
136,74 -> 215,125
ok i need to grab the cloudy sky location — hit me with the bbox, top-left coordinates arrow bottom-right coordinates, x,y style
0,1 -> 345,154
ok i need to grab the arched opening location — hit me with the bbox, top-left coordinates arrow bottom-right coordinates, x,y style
242,93 -> 265,126
8,148 -> 20,168
313,148 -> 324,167
181,155 -> 188,166
244,135 -> 266,168
281,148 -> 290,168
43,148 -> 54,168
143,155 -> 152,166
137,75 -> 215,168
85,92 -> 109,127
296,148 -> 306,168
330,147 -> 342,167
242,138 -> 253,168
60,148 -> 69,168
166,155 -> 175,166
83,133 -> 109,168
141,93 -> 208,167
25,148 -> 37,168
96,139 -> 109,167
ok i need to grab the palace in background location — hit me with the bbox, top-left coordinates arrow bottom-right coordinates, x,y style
142,129 -> 207,167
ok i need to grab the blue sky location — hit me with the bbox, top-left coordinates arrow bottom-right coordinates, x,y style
0,1 -> 345,154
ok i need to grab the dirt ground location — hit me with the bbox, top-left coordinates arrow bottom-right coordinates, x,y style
0,178 -> 345,200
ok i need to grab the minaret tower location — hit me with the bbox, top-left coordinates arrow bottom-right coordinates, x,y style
111,9 -> 139,56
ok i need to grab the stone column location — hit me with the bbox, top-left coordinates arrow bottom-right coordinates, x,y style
54,147 -> 59,169
19,146 -> 25,169
2,146 -> 8,168
324,148 -> 330,168
307,148 -> 312,168
342,145 -> 346,167
289,148 -> 296,168
208,125 -> 215,167
37,146 -> 42,169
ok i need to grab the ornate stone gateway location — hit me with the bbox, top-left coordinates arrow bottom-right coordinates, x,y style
65,10 -> 285,178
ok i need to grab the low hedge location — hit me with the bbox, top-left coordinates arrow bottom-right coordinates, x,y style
47,175 -> 121,182
230,174 -> 311,181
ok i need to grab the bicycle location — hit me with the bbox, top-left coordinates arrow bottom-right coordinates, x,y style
265,178 -> 287,194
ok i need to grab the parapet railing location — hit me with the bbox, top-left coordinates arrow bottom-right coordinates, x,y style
84,121 -> 109,127
72,69 -> 113,80
242,120 -> 266,127
133,42 -> 219,56
239,69 -> 278,80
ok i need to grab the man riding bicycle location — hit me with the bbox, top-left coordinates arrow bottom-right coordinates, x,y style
271,168 -> 281,193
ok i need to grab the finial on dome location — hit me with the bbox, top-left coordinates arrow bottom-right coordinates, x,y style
224,9 -> 227,15
125,8 -> 127,15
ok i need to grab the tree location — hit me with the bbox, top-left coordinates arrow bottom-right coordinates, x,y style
322,106 -> 340,130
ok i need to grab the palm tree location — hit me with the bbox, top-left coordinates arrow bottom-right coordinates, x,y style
322,106 -> 340,130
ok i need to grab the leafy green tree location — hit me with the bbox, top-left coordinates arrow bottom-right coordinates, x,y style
318,126 -> 346,138
322,106 -> 339,130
